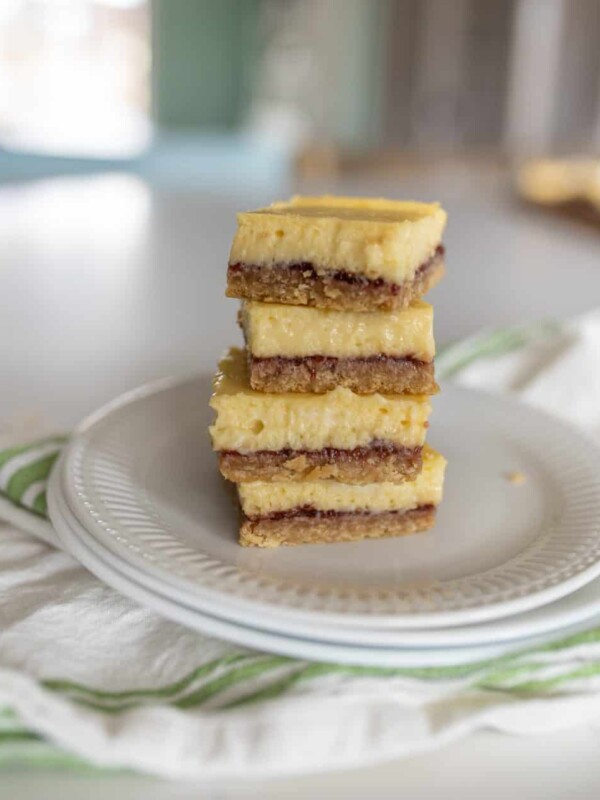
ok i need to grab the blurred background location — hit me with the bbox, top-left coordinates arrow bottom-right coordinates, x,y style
2,0 -> 600,429
1,0 -> 600,188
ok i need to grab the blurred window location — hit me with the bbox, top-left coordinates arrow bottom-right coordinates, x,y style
0,0 -> 150,157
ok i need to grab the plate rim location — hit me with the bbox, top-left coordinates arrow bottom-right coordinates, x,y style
48,461 -> 596,668
53,451 -> 600,648
60,373 -> 600,629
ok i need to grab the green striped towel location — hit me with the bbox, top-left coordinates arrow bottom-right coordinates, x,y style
1,316 -> 600,780
0,435 -> 65,518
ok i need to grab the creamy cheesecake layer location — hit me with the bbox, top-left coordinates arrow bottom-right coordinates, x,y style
209,348 -> 431,453
240,299 -> 435,360
229,195 -> 447,284
238,447 -> 446,518
517,158 -> 600,207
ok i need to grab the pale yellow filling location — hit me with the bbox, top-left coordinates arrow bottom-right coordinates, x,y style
229,195 -> 446,284
517,159 -> 600,209
238,447 -> 446,516
209,348 -> 431,453
241,299 -> 435,360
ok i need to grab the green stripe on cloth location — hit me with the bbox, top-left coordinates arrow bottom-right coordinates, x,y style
51,656 -> 296,714
35,630 -> 600,715
494,663 -> 600,695
0,739 -> 116,772
436,320 -> 562,379
174,656 -> 292,709
0,730 -> 40,743
0,435 -> 65,516
0,436 -> 65,471
32,491 -> 47,517
42,653 -> 256,706
0,441 -> 51,471
0,708 -> 29,736
0,707 -> 117,771
6,453 -> 60,505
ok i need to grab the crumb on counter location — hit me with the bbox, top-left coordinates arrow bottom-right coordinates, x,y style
505,471 -> 527,486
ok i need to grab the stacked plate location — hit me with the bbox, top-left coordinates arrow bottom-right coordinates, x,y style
48,375 -> 600,667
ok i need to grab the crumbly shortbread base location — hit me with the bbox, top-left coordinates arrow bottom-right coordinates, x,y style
248,354 -> 437,395
239,505 -> 436,547
227,249 -> 445,312
219,444 -> 423,484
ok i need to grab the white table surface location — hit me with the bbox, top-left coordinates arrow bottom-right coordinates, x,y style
2,168 -> 600,797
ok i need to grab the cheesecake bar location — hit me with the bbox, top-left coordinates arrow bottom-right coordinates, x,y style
238,446 -> 446,547
517,158 -> 600,225
209,348 -> 431,484
227,195 -> 447,311
240,298 -> 437,394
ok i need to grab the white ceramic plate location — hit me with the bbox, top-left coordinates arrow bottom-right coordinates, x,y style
49,464 -> 599,668
53,446 -> 600,650
59,375 -> 600,629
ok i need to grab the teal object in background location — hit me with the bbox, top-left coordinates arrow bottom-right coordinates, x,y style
323,0 -> 388,148
0,132 -> 292,194
152,0 -> 260,131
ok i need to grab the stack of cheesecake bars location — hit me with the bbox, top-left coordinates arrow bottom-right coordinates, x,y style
209,196 -> 448,547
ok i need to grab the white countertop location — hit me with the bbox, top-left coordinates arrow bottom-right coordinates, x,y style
2,169 -> 600,797
3,727 -> 600,799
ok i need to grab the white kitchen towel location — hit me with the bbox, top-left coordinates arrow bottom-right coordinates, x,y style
1,313 -> 600,780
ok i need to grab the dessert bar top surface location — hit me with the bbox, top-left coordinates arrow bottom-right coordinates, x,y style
238,446 -> 446,517
209,347 -> 431,453
229,195 -> 447,284
241,299 -> 435,360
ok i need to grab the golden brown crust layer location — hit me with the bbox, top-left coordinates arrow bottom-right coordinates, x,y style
248,354 -> 438,395
240,505 -> 436,547
226,250 -> 445,311
219,444 -> 423,484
